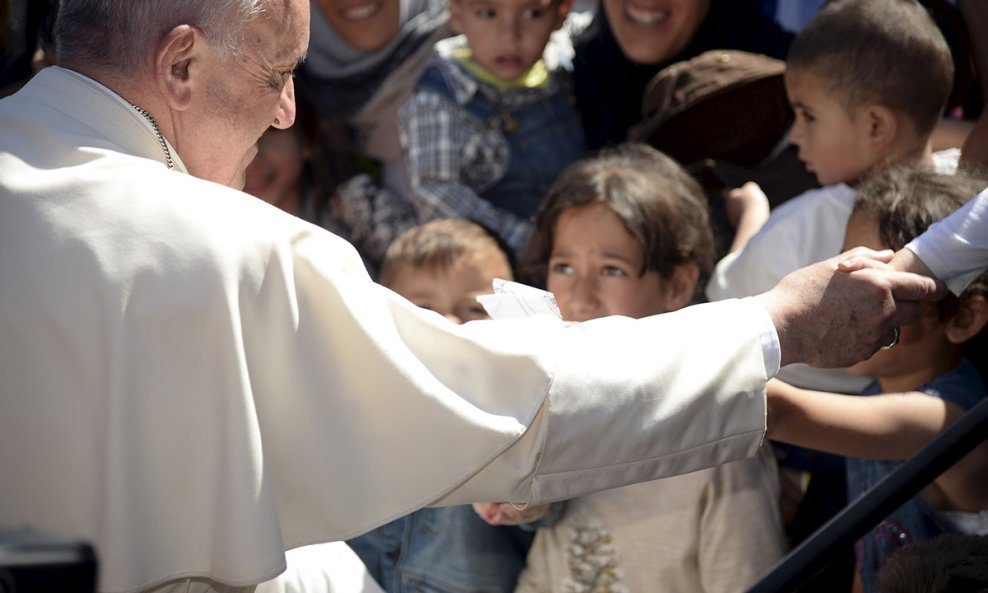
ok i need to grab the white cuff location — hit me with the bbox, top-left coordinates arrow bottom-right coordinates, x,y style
743,297 -> 781,377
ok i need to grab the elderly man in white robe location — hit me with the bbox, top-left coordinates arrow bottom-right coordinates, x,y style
0,1 -> 940,592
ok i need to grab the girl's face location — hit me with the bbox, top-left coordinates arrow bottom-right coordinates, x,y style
244,127 -> 306,215
547,202 -> 685,322
603,0 -> 710,65
315,0 -> 402,52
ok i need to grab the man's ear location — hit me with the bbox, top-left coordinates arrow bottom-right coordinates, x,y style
662,261 -> 700,312
155,25 -> 199,111
863,104 -> 898,153
946,294 -> 988,344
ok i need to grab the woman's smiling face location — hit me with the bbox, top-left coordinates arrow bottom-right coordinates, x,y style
315,0 -> 402,52
602,0 -> 710,65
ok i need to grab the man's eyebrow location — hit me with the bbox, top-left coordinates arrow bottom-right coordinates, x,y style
276,55 -> 305,71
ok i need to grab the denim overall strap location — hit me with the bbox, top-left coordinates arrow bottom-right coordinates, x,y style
417,65 -> 588,220
479,82 -> 588,220
416,64 -> 501,124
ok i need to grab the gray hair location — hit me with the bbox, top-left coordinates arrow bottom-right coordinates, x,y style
55,0 -> 268,76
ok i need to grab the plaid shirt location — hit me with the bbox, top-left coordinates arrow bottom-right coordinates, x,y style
398,34 -> 574,253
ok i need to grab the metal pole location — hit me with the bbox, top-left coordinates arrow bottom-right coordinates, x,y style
746,395 -> 988,593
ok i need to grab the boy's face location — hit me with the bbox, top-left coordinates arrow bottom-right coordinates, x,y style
451,0 -> 569,81
547,202 -> 689,322
314,0 -> 401,52
842,210 -> 947,388
386,252 -> 512,324
785,69 -> 879,186
602,0 -> 710,65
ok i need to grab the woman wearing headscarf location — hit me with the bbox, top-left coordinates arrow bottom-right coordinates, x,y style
299,0 -> 451,270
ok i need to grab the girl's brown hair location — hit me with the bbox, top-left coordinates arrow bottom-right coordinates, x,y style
521,143 -> 714,294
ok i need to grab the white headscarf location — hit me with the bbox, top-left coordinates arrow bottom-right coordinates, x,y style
304,0 -> 448,113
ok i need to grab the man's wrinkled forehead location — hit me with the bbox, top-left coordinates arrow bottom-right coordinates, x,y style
263,0 -> 310,62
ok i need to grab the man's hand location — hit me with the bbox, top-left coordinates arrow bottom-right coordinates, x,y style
754,248 -> 942,368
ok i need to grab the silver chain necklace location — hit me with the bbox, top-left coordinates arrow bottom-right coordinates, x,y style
130,104 -> 175,170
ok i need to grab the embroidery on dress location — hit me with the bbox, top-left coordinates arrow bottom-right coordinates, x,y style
563,524 -> 626,593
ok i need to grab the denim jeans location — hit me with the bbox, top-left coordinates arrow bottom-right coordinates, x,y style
347,505 -> 534,593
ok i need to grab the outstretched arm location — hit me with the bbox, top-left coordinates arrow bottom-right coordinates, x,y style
767,378 -> 988,512
755,247 -> 941,368
766,379 -> 959,460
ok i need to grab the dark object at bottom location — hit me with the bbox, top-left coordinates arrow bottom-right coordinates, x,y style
0,528 -> 97,593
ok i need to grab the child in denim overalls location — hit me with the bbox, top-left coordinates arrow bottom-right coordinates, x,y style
398,0 -> 587,256
346,219 -> 562,593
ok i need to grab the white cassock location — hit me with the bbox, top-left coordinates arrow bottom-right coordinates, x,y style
0,67 -> 775,593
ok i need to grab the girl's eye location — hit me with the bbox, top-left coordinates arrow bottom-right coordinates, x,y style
601,266 -> 626,277
460,304 -> 489,321
523,8 -> 545,18
799,109 -> 815,124
550,262 -> 574,275
477,8 -> 496,18
412,301 -> 435,312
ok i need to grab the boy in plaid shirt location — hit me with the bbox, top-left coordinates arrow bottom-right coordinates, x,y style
398,0 -> 587,255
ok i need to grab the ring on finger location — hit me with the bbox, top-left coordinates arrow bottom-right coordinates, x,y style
881,327 -> 900,350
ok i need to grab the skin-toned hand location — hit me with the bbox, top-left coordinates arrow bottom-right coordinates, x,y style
838,246 -> 937,279
472,502 -> 552,526
724,181 -> 771,254
754,248 -> 942,368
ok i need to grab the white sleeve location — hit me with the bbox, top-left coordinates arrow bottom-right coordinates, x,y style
906,187 -> 988,295
433,297 -> 774,507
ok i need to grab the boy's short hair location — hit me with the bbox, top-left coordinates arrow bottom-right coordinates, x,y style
787,0 -> 953,139
522,142 -> 714,288
379,218 -> 512,288
875,533 -> 988,593
854,164 -> 988,311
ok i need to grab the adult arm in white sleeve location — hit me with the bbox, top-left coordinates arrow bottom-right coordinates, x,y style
903,187 -> 988,295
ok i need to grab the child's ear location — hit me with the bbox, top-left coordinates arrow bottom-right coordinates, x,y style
553,0 -> 573,29
449,0 -> 465,34
155,25 -> 200,111
863,104 -> 898,154
945,294 -> 988,344
662,262 -> 700,312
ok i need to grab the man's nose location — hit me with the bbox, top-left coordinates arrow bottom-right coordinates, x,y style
273,76 -> 296,130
